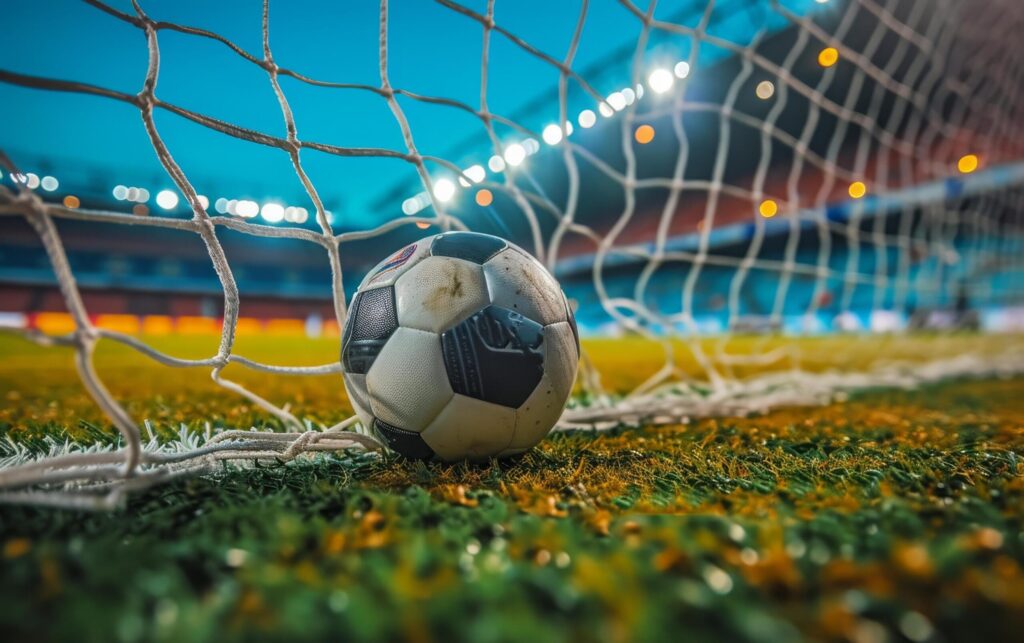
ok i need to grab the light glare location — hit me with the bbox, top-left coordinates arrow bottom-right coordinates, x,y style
155,189 -> 179,210
648,68 -> 675,93
261,202 -> 285,223
504,143 -> 526,166
674,61 -> 691,79
433,178 -> 456,202
542,124 -> 564,145
488,155 -> 506,173
578,109 -> 596,128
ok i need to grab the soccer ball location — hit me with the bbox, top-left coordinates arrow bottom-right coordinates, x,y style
341,231 -> 579,461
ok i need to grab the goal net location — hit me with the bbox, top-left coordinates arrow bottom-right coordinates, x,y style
1,0 -> 1023,508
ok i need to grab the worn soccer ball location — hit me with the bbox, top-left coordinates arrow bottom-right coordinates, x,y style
341,231 -> 579,461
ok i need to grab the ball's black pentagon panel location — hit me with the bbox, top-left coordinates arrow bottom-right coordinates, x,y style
563,293 -> 580,357
341,286 -> 398,375
441,305 -> 545,408
430,231 -> 507,264
373,418 -> 435,460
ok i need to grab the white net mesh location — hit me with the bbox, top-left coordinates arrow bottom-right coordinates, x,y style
1,0 -> 1023,508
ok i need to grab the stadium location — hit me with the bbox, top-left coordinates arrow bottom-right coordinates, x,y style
1,0 -> 1023,641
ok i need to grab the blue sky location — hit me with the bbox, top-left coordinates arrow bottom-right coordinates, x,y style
0,1 -> 821,227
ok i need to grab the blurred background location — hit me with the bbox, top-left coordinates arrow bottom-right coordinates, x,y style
2,0 -> 1022,340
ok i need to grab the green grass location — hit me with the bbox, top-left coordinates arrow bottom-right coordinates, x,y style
1,332 -> 1023,641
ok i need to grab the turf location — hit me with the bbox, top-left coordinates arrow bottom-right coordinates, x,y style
1,333 -> 1023,642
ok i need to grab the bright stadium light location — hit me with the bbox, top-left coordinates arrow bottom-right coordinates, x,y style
41,176 -> 58,191
261,202 -> 285,222
461,164 -> 486,186
598,102 -> 614,117
578,109 -> 596,128
197,195 -> 210,209
622,87 -> 636,105
26,173 -> 40,190
402,197 -> 421,215
504,143 -> 526,166
564,121 -> 574,136
756,80 -> 775,99
433,178 -> 456,202
136,188 -> 150,203
284,206 -> 309,223
155,189 -> 179,210
636,83 -> 645,98
215,197 -> 228,214
673,61 -> 691,79
648,68 -> 674,93
607,92 -> 626,111
523,138 -> 540,155
542,124 -> 564,145
236,200 -> 258,218
488,155 -> 506,173
848,181 -> 867,199
113,185 -> 127,200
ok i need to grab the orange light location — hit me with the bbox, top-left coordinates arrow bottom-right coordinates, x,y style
141,315 -> 174,335
95,314 -> 140,334
133,204 -> 149,216
957,154 -> 979,174
416,221 -> 431,230
264,319 -> 306,336
33,312 -> 76,334
818,47 -> 839,68
235,318 -> 264,336
177,316 -> 220,334
848,181 -> 867,199
634,125 -> 655,144
475,189 -> 494,207
63,195 -> 80,209
759,199 -> 778,218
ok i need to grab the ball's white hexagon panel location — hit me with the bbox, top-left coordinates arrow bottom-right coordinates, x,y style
504,321 -> 578,454
358,237 -> 434,289
483,247 -> 567,326
366,326 -> 453,432
342,372 -> 373,429
394,255 -> 490,333
421,394 -> 516,461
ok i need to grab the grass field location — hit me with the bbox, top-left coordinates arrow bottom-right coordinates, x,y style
1,332 -> 1023,642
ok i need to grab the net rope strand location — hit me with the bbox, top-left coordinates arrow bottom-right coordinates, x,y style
0,0 -> 1022,508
